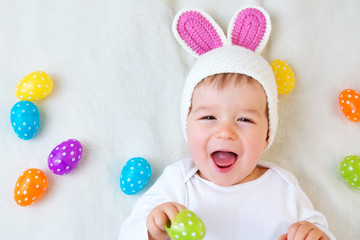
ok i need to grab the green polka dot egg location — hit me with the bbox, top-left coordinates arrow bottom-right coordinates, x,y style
340,155 -> 360,190
166,209 -> 206,240
15,71 -> 53,101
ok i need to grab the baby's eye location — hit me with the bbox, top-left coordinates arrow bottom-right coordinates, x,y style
238,118 -> 253,123
201,116 -> 216,120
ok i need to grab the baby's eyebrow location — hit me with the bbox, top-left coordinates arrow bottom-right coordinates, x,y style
191,106 -> 214,114
238,108 -> 262,117
191,106 -> 262,117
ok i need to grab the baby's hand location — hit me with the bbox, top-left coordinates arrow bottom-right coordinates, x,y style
147,202 -> 187,240
279,221 -> 328,240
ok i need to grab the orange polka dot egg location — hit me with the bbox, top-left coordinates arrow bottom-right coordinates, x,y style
15,71 -> 53,101
270,59 -> 295,95
339,89 -> 360,122
14,168 -> 48,207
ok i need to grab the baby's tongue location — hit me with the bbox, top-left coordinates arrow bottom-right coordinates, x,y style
211,151 -> 237,168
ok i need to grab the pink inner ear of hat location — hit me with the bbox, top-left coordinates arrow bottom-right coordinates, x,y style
231,8 -> 267,51
176,10 -> 224,56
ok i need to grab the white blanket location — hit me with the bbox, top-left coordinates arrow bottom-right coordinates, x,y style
1,0 -> 359,239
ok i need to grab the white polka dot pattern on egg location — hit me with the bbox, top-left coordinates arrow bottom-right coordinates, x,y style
15,71 -> 53,101
339,89 -> 360,122
120,157 -> 151,195
166,209 -> 206,240
270,59 -> 295,95
14,168 -> 48,207
10,101 -> 40,140
340,155 -> 360,189
48,139 -> 83,175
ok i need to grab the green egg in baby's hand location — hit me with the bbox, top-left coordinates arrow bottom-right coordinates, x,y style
165,209 -> 206,240
340,155 -> 360,190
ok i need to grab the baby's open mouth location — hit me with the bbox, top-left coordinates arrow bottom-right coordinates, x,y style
211,151 -> 238,169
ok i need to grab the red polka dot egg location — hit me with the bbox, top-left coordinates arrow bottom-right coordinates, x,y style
14,168 -> 48,207
48,139 -> 83,175
339,89 -> 360,122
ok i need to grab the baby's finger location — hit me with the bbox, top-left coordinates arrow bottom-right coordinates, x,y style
153,210 -> 170,231
305,229 -> 326,240
161,202 -> 186,222
291,222 -> 315,240
286,222 -> 301,240
278,234 -> 287,240
147,214 -> 169,240
173,202 -> 187,214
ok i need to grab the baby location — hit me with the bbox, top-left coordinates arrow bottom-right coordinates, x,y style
119,6 -> 335,240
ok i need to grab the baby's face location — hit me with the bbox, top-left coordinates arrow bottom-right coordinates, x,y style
186,79 -> 269,186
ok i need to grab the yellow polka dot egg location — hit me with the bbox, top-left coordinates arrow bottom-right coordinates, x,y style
271,59 -> 295,95
15,71 -> 53,101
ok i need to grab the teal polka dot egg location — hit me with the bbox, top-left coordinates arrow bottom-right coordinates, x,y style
166,209 -> 206,240
340,155 -> 360,190
120,157 -> 151,195
10,101 -> 40,140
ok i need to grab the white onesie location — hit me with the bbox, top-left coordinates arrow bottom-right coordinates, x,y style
119,158 -> 335,240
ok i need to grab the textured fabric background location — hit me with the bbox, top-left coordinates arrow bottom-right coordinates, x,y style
1,0 -> 359,239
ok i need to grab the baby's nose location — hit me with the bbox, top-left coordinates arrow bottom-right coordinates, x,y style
215,123 -> 238,140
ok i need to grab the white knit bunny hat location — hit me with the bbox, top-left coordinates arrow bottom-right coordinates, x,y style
172,6 -> 278,150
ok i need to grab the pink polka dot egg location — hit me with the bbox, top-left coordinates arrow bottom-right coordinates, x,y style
48,139 -> 83,175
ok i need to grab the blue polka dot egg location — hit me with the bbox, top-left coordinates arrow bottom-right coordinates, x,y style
120,157 -> 151,195
10,101 -> 40,140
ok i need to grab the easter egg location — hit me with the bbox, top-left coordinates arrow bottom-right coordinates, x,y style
10,100 -> 40,140
340,155 -> 360,190
339,89 -> 360,122
48,139 -> 83,175
270,59 -> 295,94
120,157 -> 151,195
165,209 -> 206,240
15,71 -> 53,101
14,168 -> 48,207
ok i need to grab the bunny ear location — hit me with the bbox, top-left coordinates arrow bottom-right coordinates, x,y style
172,8 -> 227,58
228,6 -> 271,53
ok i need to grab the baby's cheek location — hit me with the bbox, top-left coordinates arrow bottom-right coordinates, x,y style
186,125 -> 205,151
244,132 -> 268,155
187,135 -> 204,159
187,133 -> 208,164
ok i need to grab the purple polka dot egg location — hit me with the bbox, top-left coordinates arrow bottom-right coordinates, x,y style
48,139 -> 83,175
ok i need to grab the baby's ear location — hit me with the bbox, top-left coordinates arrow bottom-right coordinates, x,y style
227,6 -> 271,53
172,8 -> 227,58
